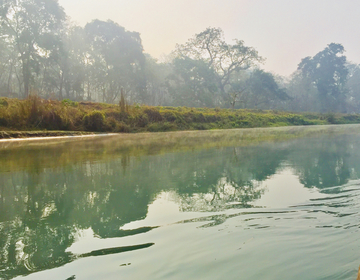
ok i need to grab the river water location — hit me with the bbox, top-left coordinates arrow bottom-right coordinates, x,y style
1,125 -> 360,280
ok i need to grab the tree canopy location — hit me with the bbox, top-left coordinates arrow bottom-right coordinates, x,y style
0,1 -> 359,113
173,27 -> 264,107
297,43 -> 348,112
0,0 -> 66,97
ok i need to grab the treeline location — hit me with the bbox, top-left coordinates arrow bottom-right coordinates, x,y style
0,0 -> 359,113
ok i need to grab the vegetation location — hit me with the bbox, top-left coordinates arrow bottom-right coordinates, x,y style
1,96 -> 360,137
0,1 -> 360,114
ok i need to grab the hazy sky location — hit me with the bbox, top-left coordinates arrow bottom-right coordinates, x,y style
58,0 -> 360,76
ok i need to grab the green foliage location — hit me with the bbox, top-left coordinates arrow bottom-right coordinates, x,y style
323,113 -> 337,124
85,20 -> 146,103
83,111 -> 105,131
2,97 -> 360,135
0,98 -> 8,107
298,43 -> 348,112
0,0 -> 66,97
167,57 -> 218,107
135,113 -> 149,127
144,108 -> 163,122
162,111 -> 177,122
62,99 -> 79,107
147,122 -> 177,132
245,70 -> 290,108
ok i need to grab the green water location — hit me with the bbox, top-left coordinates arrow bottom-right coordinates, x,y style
1,125 -> 360,280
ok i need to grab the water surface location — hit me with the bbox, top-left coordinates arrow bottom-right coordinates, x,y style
1,125 -> 360,280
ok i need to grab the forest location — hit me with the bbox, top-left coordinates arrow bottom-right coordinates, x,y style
0,0 -> 359,114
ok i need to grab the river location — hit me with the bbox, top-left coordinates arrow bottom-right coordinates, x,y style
1,125 -> 360,280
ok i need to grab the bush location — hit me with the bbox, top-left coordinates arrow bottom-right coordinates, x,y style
147,122 -> 177,132
135,114 -> 149,127
324,113 -> 336,124
105,116 -> 118,131
0,115 -> 7,126
83,111 -> 105,131
41,110 -> 64,130
0,98 -> 8,107
162,111 -> 177,122
144,108 -> 163,122
61,99 -> 78,107
116,122 -> 131,132
342,114 -> 360,122
287,115 -> 309,125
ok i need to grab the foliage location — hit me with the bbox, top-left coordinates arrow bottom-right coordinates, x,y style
84,20 -> 146,103
0,0 -> 66,97
62,99 -> 78,107
244,69 -> 290,109
173,28 -> 264,107
2,97 -> 360,136
0,97 -> 8,107
83,110 -> 105,131
176,28 -> 263,92
0,1 -> 359,114
297,43 -> 348,112
167,57 -> 218,107
345,63 -> 360,113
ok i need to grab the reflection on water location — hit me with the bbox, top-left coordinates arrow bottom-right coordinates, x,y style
1,126 -> 360,279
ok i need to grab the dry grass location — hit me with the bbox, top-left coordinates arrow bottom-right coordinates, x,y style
1,96 -> 360,135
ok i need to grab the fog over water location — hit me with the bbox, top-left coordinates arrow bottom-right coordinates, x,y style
2,126 -> 360,279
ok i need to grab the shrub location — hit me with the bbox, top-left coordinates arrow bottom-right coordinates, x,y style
287,115 -> 309,125
323,113 -> 336,124
147,122 -> 177,132
193,112 -> 206,122
340,114 -> 360,123
0,98 -> 8,107
83,111 -> 105,131
0,115 -> 7,126
144,108 -> 163,122
119,111 -> 130,121
61,99 -> 78,107
135,113 -> 149,127
193,123 -> 208,130
162,111 -> 177,122
105,116 -> 118,131
41,110 -> 64,130
27,95 -> 43,125
116,122 -> 131,133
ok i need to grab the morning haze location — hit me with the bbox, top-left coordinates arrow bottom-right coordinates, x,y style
0,0 -> 359,114
3,2 -> 360,279
59,0 -> 360,76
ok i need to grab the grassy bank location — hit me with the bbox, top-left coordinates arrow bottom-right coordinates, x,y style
1,96 -> 360,137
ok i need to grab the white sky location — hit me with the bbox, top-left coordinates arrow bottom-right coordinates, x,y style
58,0 -> 360,76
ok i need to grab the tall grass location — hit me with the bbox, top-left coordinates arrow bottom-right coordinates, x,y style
1,96 -> 360,133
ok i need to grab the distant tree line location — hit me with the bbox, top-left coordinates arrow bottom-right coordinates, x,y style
0,0 -> 359,113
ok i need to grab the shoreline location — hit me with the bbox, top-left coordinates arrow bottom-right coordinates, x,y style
1,123 -> 360,143
0,132 -> 118,142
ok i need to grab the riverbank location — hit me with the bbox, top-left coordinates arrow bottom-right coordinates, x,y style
0,130 -> 96,139
1,96 -> 360,138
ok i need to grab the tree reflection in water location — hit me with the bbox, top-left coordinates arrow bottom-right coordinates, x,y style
0,132 -> 360,279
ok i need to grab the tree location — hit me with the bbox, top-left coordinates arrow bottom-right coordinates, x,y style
175,27 -> 264,106
345,63 -> 360,113
0,0 -> 66,97
84,20 -> 146,103
245,69 -> 290,109
144,54 -> 171,105
166,57 -> 218,107
297,43 -> 348,112
285,71 -> 321,112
